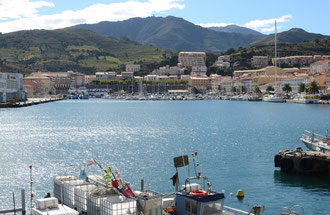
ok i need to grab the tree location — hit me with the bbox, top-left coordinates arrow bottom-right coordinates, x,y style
298,83 -> 306,93
254,86 -> 261,95
309,81 -> 319,94
282,83 -> 292,97
266,85 -> 274,93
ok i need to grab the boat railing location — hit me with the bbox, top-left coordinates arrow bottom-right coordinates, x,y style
223,206 -> 253,215
302,130 -> 328,141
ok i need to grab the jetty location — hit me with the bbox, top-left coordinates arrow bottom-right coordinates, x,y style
0,98 -> 64,108
274,147 -> 330,173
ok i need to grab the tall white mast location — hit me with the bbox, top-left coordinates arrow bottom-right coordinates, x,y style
274,20 -> 277,93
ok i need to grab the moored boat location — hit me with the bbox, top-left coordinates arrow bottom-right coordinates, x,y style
300,130 -> 330,152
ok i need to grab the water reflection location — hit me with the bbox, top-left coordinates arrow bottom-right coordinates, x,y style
273,170 -> 330,192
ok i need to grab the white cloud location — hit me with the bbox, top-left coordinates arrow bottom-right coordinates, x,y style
244,14 -> 292,31
0,0 -> 185,33
198,23 -> 234,28
0,0 -> 54,20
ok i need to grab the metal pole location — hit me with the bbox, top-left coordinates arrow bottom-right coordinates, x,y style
21,189 -> 26,215
29,165 -> 33,214
12,192 -> 16,215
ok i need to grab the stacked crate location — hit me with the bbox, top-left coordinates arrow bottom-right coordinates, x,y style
101,196 -> 137,215
62,179 -> 88,208
74,184 -> 97,214
54,176 -> 77,203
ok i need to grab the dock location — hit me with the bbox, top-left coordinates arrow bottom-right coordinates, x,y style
275,148 -> 330,173
0,98 -> 64,108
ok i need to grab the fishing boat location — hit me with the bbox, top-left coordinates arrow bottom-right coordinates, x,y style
300,130 -> 330,152
43,154 -> 265,215
262,21 -> 284,103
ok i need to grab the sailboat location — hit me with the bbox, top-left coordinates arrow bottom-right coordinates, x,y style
263,20 -> 284,103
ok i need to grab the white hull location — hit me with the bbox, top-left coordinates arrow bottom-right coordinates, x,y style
294,98 -> 317,104
262,96 -> 284,103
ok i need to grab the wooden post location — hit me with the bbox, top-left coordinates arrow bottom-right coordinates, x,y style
141,179 -> 144,192
21,189 -> 25,215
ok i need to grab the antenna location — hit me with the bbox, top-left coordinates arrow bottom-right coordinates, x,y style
274,20 -> 277,93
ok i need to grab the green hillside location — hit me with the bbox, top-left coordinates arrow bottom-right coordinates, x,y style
250,28 -> 327,46
0,28 -> 172,74
74,16 -> 264,53
222,37 -> 330,71
209,25 -> 264,36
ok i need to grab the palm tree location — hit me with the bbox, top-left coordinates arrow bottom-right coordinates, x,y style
254,86 -> 261,95
266,85 -> 274,93
298,83 -> 306,93
309,81 -> 319,94
282,83 -> 292,98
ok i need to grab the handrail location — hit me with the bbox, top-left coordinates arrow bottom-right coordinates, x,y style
223,206 -> 253,215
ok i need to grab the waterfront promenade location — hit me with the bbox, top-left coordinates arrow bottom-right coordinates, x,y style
0,97 -> 64,108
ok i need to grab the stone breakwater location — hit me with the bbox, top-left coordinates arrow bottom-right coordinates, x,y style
0,98 -> 64,108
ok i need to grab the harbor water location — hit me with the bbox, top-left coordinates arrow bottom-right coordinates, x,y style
0,99 -> 329,214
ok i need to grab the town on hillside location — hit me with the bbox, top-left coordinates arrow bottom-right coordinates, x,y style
0,52 -> 330,103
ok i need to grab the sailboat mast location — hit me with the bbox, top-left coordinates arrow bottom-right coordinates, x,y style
274,20 -> 277,92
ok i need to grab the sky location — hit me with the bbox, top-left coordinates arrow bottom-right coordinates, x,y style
0,0 -> 329,35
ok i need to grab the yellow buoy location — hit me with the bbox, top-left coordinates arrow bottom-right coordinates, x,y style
236,189 -> 245,198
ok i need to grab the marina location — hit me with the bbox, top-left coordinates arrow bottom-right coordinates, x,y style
0,99 -> 329,214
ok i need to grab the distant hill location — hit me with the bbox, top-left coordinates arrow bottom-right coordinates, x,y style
209,25 -> 264,36
73,16 -> 264,53
222,37 -> 330,71
0,28 -> 171,74
250,28 -> 327,46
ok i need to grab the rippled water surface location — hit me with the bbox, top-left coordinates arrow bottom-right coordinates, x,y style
0,99 -> 329,214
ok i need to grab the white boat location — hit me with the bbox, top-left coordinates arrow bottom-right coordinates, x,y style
300,130 -> 330,152
263,94 -> 284,103
262,21 -> 284,103
293,95 -> 317,104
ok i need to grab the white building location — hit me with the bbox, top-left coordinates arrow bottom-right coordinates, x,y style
191,66 -> 207,76
0,73 -> 26,103
96,72 -> 116,80
218,56 -> 231,62
178,52 -> 206,68
121,72 -> 134,80
280,75 -> 309,94
251,56 -> 268,68
310,60 -> 330,74
125,64 -> 140,73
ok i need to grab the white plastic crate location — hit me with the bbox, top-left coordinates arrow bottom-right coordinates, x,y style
35,197 -> 59,210
54,176 -> 77,202
101,196 -> 137,215
74,184 -> 97,213
63,179 -> 88,208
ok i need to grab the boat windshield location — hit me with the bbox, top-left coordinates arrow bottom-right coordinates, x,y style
202,202 -> 222,215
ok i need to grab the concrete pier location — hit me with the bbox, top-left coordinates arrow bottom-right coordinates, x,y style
0,98 -> 64,108
275,148 -> 330,174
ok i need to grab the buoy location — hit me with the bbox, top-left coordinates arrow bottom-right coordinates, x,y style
230,192 -> 234,196
236,189 -> 244,198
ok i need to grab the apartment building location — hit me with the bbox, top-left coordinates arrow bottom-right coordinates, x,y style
96,72 -> 116,80
0,73 -> 26,102
280,75 -> 309,94
178,52 -> 206,68
189,76 -> 210,92
191,66 -> 207,76
24,75 -> 54,97
273,56 -> 313,66
310,60 -> 330,74
251,56 -> 269,68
